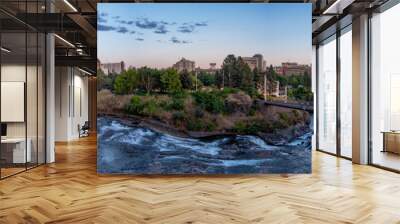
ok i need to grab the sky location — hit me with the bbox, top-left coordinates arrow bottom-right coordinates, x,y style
97,3 -> 311,69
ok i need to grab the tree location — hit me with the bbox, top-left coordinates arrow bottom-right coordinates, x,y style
198,72 -> 215,86
222,54 -> 237,87
252,68 -> 261,88
137,67 -> 160,94
180,70 -> 193,89
160,68 -> 182,93
113,69 -> 138,94
97,68 -> 114,90
267,65 -> 277,81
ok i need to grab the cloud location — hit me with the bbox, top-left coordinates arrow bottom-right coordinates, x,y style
170,37 -> 190,44
195,22 -> 208,27
154,25 -> 168,34
136,38 -> 144,41
98,12 -> 108,23
130,31 -> 136,34
98,24 -> 116,31
116,27 -> 129,34
136,18 -> 158,29
98,17 -> 107,24
117,20 -> 134,25
112,16 -> 120,19
177,25 -> 195,33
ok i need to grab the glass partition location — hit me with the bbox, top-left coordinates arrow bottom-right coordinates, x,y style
0,2 -> 46,179
370,3 -> 400,171
339,27 -> 352,158
317,35 -> 337,154
1,31 -> 28,177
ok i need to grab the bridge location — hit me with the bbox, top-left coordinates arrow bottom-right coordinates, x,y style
264,100 -> 314,112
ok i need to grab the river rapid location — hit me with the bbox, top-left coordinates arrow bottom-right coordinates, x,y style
97,116 -> 312,174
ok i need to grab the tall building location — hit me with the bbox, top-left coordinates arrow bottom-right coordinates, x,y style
100,61 -> 125,75
242,54 -> 266,72
172,58 -> 195,73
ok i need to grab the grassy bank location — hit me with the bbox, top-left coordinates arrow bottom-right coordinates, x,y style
98,88 -> 309,136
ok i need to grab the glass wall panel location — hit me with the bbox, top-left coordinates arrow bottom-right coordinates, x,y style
1,30 -> 27,177
371,3 -> 400,171
38,33 -> 45,165
27,30 -> 38,169
0,1 -> 46,179
339,27 -> 352,158
317,35 -> 337,154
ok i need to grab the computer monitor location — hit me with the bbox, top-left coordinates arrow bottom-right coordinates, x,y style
1,123 -> 7,137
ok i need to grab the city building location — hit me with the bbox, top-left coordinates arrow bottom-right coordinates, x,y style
195,62 -> 219,75
172,57 -> 195,73
242,54 -> 266,72
100,61 -> 125,75
275,62 -> 311,76
1,0 -> 400,223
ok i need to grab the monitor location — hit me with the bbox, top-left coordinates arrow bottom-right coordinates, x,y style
1,123 -> 7,137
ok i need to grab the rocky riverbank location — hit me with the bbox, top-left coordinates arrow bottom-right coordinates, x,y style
98,112 -> 312,146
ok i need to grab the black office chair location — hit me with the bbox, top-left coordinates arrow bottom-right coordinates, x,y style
78,121 -> 90,138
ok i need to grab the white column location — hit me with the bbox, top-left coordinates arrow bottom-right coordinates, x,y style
352,14 -> 369,164
46,32 -> 55,163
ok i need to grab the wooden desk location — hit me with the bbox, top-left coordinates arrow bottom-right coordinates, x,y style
1,138 -> 31,163
382,131 -> 400,154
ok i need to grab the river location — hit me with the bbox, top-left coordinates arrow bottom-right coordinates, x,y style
97,116 -> 312,174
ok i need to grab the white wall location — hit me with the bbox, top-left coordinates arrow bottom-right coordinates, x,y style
55,67 -> 89,141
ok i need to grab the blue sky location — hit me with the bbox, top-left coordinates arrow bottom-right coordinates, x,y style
98,3 -> 311,68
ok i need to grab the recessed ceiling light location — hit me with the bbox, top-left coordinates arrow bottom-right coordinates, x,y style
63,0 -> 78,12
78,68 -> 93,76
54,34 -> 75,48
1,47 -> 11,53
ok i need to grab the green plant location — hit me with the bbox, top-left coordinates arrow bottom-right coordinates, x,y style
192,91 -> 225,114
126,96 -> 144,115
142,99 -> 158,117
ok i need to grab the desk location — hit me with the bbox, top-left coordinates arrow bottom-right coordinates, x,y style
382,131 -> 400,154
1,138 -> 31,163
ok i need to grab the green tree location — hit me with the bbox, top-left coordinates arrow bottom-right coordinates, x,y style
137,67 -> 160,94
97,68 -> 114,90
222,54 -> 237,87
180,70 -> 193,89
113,69 -> 138,94
267,65 -> 277,81
198,72 -> 215,86
160,68 -> 182,93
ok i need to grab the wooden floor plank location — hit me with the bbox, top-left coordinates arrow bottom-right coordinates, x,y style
0,135 -> 400,223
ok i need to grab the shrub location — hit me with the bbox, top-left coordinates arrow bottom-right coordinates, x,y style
186,118 -> 216,131
126,96 -> 144,115
172,111 -> 186,126
192,91 -> 225,114
142,99 -> 158,117
194,107 -> 204,118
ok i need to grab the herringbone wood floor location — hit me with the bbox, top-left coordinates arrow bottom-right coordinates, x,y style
1,135 -> 400,224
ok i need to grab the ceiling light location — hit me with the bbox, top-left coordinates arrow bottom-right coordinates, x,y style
1,47 -> 11,53
78,67 -> 93,76
54,34 -> 75,48
63,0 -> 78,12
323,0 -> 355,15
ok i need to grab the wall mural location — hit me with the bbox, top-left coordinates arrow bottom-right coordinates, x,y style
97,3 -> 313,174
